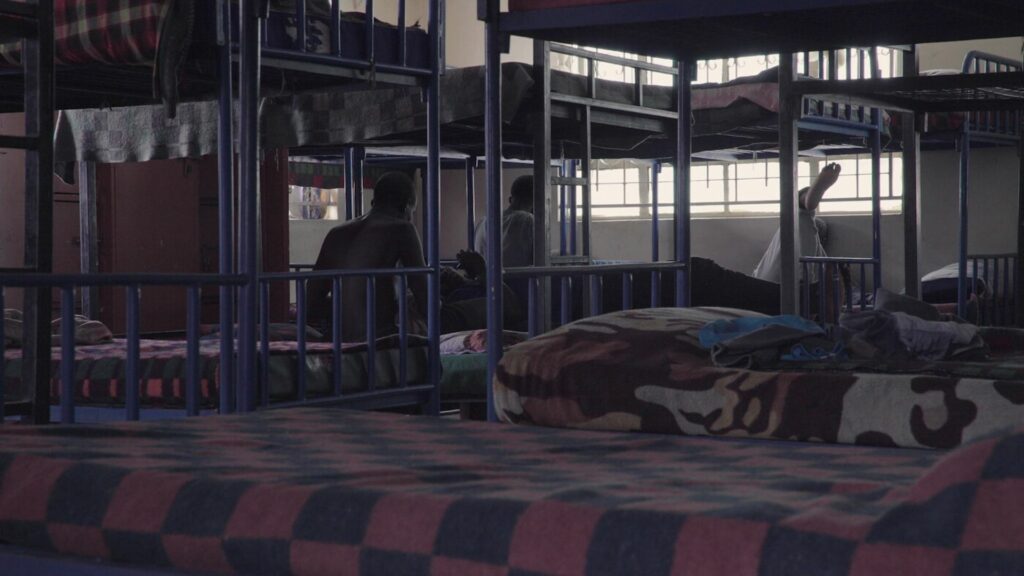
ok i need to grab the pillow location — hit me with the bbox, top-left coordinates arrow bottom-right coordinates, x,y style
874,288 -> 941,322
440,329 -> 529,355
5,310 -> 114,348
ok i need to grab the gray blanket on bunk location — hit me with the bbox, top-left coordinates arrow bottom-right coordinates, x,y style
54,64 -> 533,179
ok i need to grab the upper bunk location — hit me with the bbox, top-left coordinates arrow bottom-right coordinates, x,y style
498,0 -> 1024,61
0,0 -> 436,113
496,1 -> 1024,116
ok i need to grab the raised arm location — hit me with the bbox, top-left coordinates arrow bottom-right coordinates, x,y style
801,162 -> 842,211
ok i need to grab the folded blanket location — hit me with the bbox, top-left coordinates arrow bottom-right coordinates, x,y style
4,310 -> 114,348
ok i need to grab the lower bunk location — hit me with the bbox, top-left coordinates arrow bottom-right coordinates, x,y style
495,308 -> 1024,450
0,407 -> 1019,575
3,332 -> 428,415
3,325 -> 527,418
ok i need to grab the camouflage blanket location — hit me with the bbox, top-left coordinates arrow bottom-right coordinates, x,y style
495,308 -> 1024,449
0,408 -> 1021,575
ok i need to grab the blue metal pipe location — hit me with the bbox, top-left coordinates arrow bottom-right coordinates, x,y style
425,0 -> 443,416
217,0 -> 236,415
185,285 -> 201,417
398,0 -> 407,66
622,273 -> 632,310
559,161 -> 567,256
651,161 -> 660,261
399,274 -> 408,386
332,277 -> 343,396
466,157 -> 476,250
589,275 -> 601,317
871,115 -> 882,294
259,281 -> 271,407
365,0 -> 375,64
353,147 -> 365,217
238,0 -> 262,413
366,276 -> 377,391
296,0 -> 306,51
569,159 -> 578,255
958,133 -> 971,318
483,0 -> 503,423
296,278 -> 308,401
330,0 -> 341,55
675,60 -> 692,307
560,277 -> 572,325
125,286 -> 140,421
0,288 -> 4,422
59,287 -> 75,424
344,148 -> 355,220
528,278 -> 538,337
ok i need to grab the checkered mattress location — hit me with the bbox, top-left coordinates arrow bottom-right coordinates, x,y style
0,408 -> 1020,575
3,336 -> 428,409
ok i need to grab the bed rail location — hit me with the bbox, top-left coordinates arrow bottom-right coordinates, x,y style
960,51 -> 1022,141
252,0 -> 443,81
800,256 -> 878,325
505,262 -> 688,336
259,267 -> 436,411
968,253 -> 1018,327
0,273 -> 247,424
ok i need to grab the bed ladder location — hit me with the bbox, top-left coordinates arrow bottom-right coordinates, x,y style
0,0 -> 54,424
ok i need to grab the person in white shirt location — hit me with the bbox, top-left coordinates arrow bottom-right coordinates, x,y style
474,175 -> 534,268
753,162 -> 841,284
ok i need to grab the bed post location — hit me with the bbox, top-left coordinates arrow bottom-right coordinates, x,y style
344,147 -> 355,220
466,156 -> 476,250
871,113 -> 882,294
353,146 -> 365,217
902,47 -> 921,299
22,0 -> 54,425
1018,109 -> 1024,327
533,39 -> 552,333
425,0 -> 442,416
237,0 -> 263,413
778,53 -> 800,315
481,0 -> 503,423
957,131 -> 970,319
77,161 -> 98,319
216,0 -> 236,414
675,60 -> 692,307
651,161 -> 660,262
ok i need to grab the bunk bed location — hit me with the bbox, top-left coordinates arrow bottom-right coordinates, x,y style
0,2 -> 1020,574
0,0 -> 447,423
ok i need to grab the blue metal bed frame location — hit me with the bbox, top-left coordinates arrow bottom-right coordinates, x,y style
481,0 -> 1024,422
1,0 -> 446,424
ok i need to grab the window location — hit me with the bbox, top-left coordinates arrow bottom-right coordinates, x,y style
288,186 -> 344,220
288,160 -> 346,221
552,46 -> 904,219
575,154 -> 903,219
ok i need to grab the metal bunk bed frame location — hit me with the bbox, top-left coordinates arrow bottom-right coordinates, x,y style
481,0 -> 1024,421
1,0 -> 445,424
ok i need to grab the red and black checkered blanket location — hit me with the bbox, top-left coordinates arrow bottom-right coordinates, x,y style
0,409 -> 1020,575
0,0 -> 171,67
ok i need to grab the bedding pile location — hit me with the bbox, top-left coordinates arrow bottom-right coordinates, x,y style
495,307 -> 1024,449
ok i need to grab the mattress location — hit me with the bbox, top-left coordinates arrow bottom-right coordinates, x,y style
495,308 -> 1024,450
3,336 -> 428,409
509,0 -> 634,9
0,407 -> 1020,575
